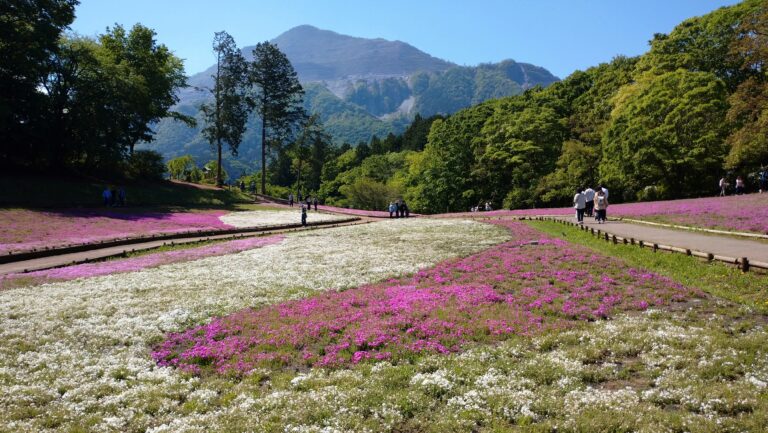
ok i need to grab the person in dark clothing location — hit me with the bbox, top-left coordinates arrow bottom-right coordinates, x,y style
118,187 -> 126,207
301,204 -> 307,226
313,196 -> 318,211
401,200 -> 410,218
306,196 -> 311,210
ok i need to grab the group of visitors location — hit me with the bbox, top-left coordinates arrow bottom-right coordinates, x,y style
574,185 -> 609,224
470,201 -> 493,212
719,176 -> 745,196
288,193 -> 318,211
102,186 -> 126,207
720,169 -> 768,196
388,200 -> 410,218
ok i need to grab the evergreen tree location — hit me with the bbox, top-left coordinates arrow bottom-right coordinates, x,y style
200,32 -> 250,187
250,41 -> 305,193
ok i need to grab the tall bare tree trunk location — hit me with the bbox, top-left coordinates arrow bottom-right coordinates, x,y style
261,115 -> 267,194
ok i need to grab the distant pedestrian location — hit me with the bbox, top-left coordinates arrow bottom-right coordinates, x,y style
760,167 -> 767,194
118,187 -> 126,207
719,176 -> 729,196
288,193 -> 294,207
240,181 -> 245,191
600,185 -> 609,200
584,186 -> 595,217
594,189 -> 608,223
573,188 -> 586,224
395,199 -> 402,218
389,202 -> 395,218
298,192 -> 303,203
301,204 -> 307,226
102,187 -> 112,206
402,200 -> 410,218
313,196 -> 318,211
306,196 -> 311,210
735,176 -> 745,195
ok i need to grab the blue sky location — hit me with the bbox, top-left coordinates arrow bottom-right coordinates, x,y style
70,0 -> 742,79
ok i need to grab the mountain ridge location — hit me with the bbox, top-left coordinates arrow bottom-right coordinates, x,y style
148,25 -> 560,175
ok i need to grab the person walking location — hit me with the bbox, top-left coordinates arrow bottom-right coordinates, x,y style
288,192 -> 294,207
402,200 -> 410,218
573,188 -> 586,224
306,196 -> 311,211
594,189 -> 608,223
388,202 -> 395,218
735,176 -> 745,195
313,196 -> 318,211
301,204 -> 307,226
102,187 -> 112,206
395,199 -> 402,218
584,186 -> 595,217
118,187 -> 126,207
760,167 -> 767,194
719,176 -> 729,196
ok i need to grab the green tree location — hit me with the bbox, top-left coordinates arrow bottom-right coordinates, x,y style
97,24 -> 191,154
250,41 -> 305,194
601,70 -> 728,200
725,4 -> 768,171
200,31 -> 250,187
0,0 -> 77,166
166,155 -> 198,181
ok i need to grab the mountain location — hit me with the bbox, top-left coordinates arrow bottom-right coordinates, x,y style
145,25 -> 559,175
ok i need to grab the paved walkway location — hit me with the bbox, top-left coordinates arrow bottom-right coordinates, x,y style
0,218 -> 370,276
553,216 -> 768,264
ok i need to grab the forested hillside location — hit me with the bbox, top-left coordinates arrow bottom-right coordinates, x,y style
315,0 -> 767,212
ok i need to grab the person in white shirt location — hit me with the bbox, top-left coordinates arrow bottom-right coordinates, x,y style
573,188 -> 586,224
584,186 -> 595,217
719,177 -> 728,196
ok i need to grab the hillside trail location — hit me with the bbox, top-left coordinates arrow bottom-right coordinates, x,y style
550,216 -> 768,265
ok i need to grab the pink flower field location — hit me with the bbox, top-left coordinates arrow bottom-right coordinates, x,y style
1,235 -> 284,288
153,220 -> 702,375
0,208 -> 233,254
440,193 -> 768,235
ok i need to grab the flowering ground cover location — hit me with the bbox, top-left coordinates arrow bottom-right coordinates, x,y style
0,218 -> 507,432
153,221 -> 701,374
439,193 -> 768,235
0,208 -> 232,254
316,204 -> 402,218
218,209 -> 348,227
1,218 -> 766,432
0,235 -> 285,289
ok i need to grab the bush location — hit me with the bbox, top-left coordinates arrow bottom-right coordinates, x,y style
636,185 -> 667,202
127,150 -> 166,181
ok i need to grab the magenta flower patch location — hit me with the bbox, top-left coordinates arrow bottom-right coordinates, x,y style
1,235 -> 284,286
153,221 -> 702,375
0,209 -> 233,254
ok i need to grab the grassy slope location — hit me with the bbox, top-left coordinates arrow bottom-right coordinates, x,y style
0,175 -> 253,208
527,220 -> 768,313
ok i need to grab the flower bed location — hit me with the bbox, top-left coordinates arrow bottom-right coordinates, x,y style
0,235 -> 285,288
153,221 -> 702,374
218,209 -> 348,227
0,208 -> 232,254
0,219 -> 507,432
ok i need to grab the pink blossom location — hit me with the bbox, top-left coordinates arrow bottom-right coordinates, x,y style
153,220 -> 702,375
